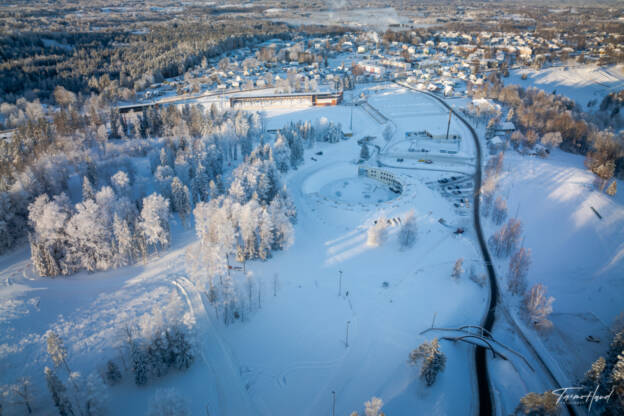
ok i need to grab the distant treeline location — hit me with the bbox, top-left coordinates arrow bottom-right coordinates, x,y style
0,20 -> 340,104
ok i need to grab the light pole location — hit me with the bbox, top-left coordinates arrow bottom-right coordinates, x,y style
338,270 -> 343,297
331,390 -> 336,416
345,320 -> 351,348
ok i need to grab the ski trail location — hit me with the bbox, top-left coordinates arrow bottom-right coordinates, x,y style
173,275 -> 256,415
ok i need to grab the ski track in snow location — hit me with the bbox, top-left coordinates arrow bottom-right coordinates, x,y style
172,275 -> 257,415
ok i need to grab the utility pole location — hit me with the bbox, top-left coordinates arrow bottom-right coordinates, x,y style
445,108 -> 452,140
345,320 -> 351,348
331,391 -> 336,416
338,270 -> 343,297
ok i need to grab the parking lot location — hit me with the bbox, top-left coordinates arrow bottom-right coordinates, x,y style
426,174 -> 474,216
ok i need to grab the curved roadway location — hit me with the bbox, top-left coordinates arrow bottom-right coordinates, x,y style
394,82 -> 576,416
411,87 -> 498,416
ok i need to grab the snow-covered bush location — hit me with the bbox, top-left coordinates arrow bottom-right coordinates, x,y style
364,397 -> 384,416
104,360 -> 122,385
451,258 -> 464,280
524,284 -> 554,330
124,325 -> 194,386
488,218 -> 523,258
508,248 -> 531,295
491,196 -> 508,225
469,266 -> 487,287
579,329 -> 624,414
514,391 -> 559,415
408,338 -> 446,387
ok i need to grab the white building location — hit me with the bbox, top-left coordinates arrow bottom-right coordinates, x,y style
358,167 -> 403,193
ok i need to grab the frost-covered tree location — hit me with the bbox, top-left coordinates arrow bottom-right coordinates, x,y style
28,193 -> 74,276
147,388 -> 189,416
398,212 -> 417,249
488,218 -> 523,258
579,329 -> 624,414
167,326 -> 194,371
131,340 -> 149,386
582,356 -> 606,397
364,397 -> 384,416
113,214 -> 136,267
64,198 -> 115,272
268,197 -> 294,250
190,162 -> 211,204
238,200 -> 260,260
45,367 -> 73,416
606,180 -> 617,196
173,155 -> 191,186
491,196 -> 508,225
541,132 -> 562,149
171,177 -> 191,227
47,331 -> 70,373
138,193 -> 170,253
258,208 -> 274,260
146,331 -> 170,378
514,391 -> 559,416
104,360 -> 122,385
154,165 -> 174,199
469,266 -> 486,287
508,248 -> 531,295
111,170 -> 130,196
452,258 -> 464,280
82,176 -> 95,201
524,284 -> 554,330
4,377 -> 34,414
408,338 -> 446,387
273,134 -> 291,173
221,273 -> 238,325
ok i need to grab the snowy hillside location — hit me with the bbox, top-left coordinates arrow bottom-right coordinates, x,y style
482,149 -> 624,414
506,64 -> 624,110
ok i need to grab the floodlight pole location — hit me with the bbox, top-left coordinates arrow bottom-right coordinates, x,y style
446,108 -> 452,140
338,270 -> 343,297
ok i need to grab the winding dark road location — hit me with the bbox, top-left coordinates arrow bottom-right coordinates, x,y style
413,87 -> 498,416
393,82 -> 576,416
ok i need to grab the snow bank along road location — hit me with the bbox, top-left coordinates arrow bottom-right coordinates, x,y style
395,81 -> 576,416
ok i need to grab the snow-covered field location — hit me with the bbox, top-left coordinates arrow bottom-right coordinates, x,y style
483,149 -> 624,414
506,64 -> 624,109
1,81 -> 622,415
0,84 -> 493,415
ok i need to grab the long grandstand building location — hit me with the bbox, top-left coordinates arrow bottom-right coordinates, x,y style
358,166 -> 403,193
229,91 -> 343,109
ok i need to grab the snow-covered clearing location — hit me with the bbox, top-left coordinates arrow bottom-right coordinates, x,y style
506,64 -> 624,109
0,83 -> 495,414
483,149 -> 624,413
5,81 -> 621,415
